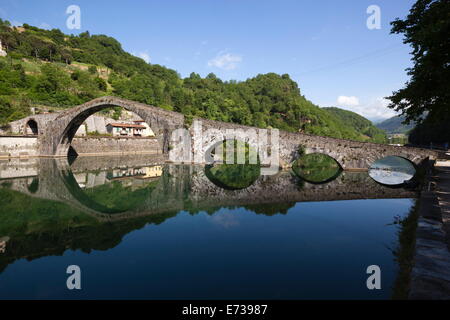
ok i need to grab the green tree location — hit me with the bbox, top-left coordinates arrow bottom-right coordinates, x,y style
88,65 -> 97,74
0,96 -> 13,125
387,0 -> 450,124
95,77 -> 107,91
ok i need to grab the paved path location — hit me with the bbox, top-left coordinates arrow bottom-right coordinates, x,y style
409,160 -> 450,299
435,162 -> 450,248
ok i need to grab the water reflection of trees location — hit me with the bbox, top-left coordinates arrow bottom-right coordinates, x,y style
0,157 -> 418,274
243,202 -> 296,216
63,167 -> 162,213
204,164 -> 261,190
292,153 -> 342,184
0,185 -> 179,273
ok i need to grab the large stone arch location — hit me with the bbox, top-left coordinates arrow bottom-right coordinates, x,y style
39,96 -> 185,157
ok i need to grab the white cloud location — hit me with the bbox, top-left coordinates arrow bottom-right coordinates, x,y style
208,52 -> 242,70
336,96 -> 398,122
133,51 -> 151,63
138,52 -> 151,63
337,95 -> 359,106
208,211 -> 239,228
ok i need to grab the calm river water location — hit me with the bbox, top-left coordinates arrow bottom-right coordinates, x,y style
0,155 -> 417,299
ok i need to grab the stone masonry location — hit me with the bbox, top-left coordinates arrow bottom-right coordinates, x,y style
1,96 -> 439,170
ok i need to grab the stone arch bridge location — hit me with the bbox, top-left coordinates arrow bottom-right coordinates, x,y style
4,96 -> 438,170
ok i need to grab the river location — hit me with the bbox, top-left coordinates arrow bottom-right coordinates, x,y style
0,155 -> 417,299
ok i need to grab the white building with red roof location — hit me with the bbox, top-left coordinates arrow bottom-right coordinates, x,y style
106,120 -> 155,137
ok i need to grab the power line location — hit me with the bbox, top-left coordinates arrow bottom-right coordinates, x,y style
293,44 -> 403,76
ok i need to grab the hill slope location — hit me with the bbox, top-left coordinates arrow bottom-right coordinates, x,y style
323,107 -> 387,143
376,115 -> 415,134
0,19 -> 386,143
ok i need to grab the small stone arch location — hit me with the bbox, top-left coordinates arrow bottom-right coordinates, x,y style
204,138 -> 260,164
291,145 -> 344,169
26,119 -> 39,135
369,152 -> 424,169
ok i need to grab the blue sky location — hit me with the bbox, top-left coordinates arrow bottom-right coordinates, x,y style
0,0 -> 416,122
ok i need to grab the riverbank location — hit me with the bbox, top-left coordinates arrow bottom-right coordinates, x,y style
409,160 -> 450,299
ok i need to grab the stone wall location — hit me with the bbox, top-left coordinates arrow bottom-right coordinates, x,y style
71,136 -> 161,156
0,136 -> 38,158
0,135 -> 161,158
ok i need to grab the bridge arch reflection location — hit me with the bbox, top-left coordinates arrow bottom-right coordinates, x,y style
292,153 -> 342,184
61,166 -> 163,214
368,155 -> 417,186
0,157 -> 419,222
203,139 -> 261,190
27,177 -> 39,194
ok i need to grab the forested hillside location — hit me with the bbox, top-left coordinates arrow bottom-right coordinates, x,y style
376,115 -> 415,134
0,19 -> 386,142
324,107 -> 387,143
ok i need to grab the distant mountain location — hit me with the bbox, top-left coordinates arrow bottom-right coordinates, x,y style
376,115 -> 415,134
323,107 -> 387,143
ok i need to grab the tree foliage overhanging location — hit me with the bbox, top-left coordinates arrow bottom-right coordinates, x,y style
0,19 -> 385,143
387,0 -> 450,124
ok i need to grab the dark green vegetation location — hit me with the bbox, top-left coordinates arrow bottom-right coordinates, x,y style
209,139 -> 259,164
324,107 -> 387,143
0,19 -> 386,142
78,178 -> 160,213
205,164 -> 261,190
292,153 -> 342,184
0,186 -> 98,238
376,115 -> 415,134
205,140 -> 261,190
0,186 -> 180,273
387,0 -> 450,144
391,199 -> 419,299
408,115 -> 450,145
243,203 -> 296,216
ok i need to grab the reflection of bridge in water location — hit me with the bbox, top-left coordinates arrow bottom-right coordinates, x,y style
1,155 -> 418,222
0,154 -> 419,273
